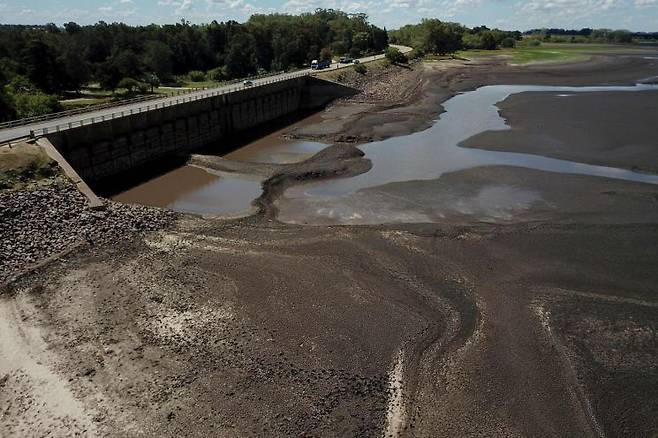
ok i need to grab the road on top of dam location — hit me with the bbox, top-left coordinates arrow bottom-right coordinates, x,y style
0,45 -> 412,145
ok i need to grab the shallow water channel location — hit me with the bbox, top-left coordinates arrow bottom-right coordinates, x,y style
114,84 -> 658,222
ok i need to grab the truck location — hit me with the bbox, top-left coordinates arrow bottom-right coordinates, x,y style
311,59 -> 331,70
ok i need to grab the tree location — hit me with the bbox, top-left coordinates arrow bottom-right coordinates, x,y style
60,49 -> 91,91
21,39 -> 62,93
97,60 -> 122,91
224,33 -> 258,78
144,41 -> 174,81
501,37 -> 516,48
480,31 -> 497,50
112,50 -> 140,79
0,70 -> 16,122
424,20 -> 464,54
353,31 -> 370,52
320,47 -> 332,62
117,77 -> 141,93
12,92 -> 61,118
144,73 -> 160,92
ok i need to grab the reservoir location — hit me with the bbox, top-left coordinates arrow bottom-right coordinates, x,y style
113,84 -> 658,223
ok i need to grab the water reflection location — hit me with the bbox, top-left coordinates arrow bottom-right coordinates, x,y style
277,84 -> 658,224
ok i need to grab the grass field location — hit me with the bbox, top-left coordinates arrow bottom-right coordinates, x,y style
456,43 -> 638,65
0,143 -> 57,189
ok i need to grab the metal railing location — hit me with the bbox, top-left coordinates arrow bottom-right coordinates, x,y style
5,46 -> 412,141
0,94 -> 163,129
0,69 -> 299,131
28,70 -> 310,138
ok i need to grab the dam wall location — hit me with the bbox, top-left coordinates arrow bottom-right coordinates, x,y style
45,76 -> 356,185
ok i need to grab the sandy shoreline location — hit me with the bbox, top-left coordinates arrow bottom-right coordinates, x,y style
2,50 -> 658,437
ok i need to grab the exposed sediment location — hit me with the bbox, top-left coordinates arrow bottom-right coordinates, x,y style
2,48 -> 658,437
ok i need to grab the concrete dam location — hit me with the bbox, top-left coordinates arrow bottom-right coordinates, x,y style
41,75 -> 357,188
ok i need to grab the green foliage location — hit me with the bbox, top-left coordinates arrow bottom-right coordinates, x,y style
480,31 -> 497,50
501,37 -> 516,48
188,70 -> 207,82
0,9 -> 389,119
208,66 -> 227,81
385,46 -> 407,64
117,77 -> 141,93
391,19 -> 465,55
144,40 -> 174,81
12,91 -> 61,118
1,75 -> 60,119
524,28 -> 637,44
353,63 -> 367,74
143,73 -> 160,92
392,21 -> 521,54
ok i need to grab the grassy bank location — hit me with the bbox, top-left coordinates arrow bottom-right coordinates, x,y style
456,43 -> 639,65
0,143 -> 58,190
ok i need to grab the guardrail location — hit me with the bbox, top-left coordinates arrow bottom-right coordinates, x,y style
0,70 -> 296,131
28,70 -> 310,138
0,94 -> 162,129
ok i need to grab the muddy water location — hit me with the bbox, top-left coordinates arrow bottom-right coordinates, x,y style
276,84 -> 658,224
115,84 -> 658,222
112,114 -> 327,217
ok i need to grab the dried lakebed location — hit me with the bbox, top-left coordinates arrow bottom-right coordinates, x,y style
114,83 -> 658,224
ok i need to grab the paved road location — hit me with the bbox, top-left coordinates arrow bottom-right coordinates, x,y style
0,45 -> 411,144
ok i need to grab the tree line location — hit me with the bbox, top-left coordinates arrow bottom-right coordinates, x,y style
524,28 -> 658,44
389,20 -> 522,55
0,9 -> 388,121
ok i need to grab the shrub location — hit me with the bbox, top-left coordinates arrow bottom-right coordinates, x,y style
501,37 -> 516,48
208,67 -> 226,81
527,39 -> 541,47
188,70 -> 206,82
13,92 -> 61,118
385,46 -> 407,64
353,63 -> 367,74
117,77 -> 141,93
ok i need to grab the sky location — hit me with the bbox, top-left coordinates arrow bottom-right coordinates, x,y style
0,0 -> 657,31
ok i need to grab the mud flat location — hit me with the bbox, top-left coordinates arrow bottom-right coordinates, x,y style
2,48 -> 658,437
462,90 -> 658,174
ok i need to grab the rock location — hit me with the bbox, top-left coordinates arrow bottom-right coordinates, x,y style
0,177 -> 176,283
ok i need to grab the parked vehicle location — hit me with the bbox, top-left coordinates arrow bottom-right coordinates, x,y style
339,56 -> 354,64
243,80 -> 253,86
353,59 -> 360,64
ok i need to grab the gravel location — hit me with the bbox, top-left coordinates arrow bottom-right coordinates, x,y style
328,60 -> 422,103
0,177 -> 176,283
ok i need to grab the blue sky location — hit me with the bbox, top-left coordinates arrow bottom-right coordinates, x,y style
1,0 -> 657,31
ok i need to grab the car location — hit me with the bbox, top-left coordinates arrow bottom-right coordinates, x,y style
243,80 -> 253,87
339,56 -> 354,64
353,59 -> 360,64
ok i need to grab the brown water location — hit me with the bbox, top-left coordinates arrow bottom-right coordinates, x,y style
112,112 -> 327,217
276,84 -> 658,225
114,84 -> 658,222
